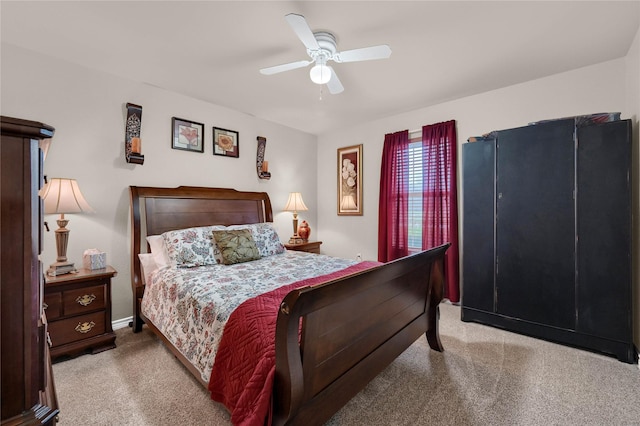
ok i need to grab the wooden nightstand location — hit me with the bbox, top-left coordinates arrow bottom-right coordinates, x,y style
44,266 -> 117,361
285,241 -> 322,254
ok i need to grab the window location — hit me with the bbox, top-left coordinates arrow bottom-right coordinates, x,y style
407,136 -> 452,253
407,139 -> 423,251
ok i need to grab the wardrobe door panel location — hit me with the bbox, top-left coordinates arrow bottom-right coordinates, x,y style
495,120 -> 575,328
576,120 -> 631,342
462,139 -> 495,312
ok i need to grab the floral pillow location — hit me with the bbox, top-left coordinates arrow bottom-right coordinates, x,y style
227,222 -> 285,257
161,225 -> 225,268
212,229 -> 261,265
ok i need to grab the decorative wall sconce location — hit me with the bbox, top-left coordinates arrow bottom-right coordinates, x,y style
125,102 -> 144,165
257,136 -> 271,179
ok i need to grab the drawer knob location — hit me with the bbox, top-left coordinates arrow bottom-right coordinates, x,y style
75,321 -> 96,334
76,294 -> 97,306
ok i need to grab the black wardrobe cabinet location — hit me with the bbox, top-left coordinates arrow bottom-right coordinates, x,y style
462,118 -> 635,363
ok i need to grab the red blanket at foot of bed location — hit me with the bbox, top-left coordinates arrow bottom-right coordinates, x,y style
208,261 -> 381,426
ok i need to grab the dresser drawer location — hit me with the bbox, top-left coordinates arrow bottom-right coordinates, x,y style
62,284 -> 106,316
48,312 -> 106,347
44,292 -> 62,320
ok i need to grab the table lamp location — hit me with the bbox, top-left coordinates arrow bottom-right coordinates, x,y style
283,192 -> 308,244
39,178 -> 94,276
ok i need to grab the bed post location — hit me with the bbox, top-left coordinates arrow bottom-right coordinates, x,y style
425,253 -> 446,351
129,186 -> 144,332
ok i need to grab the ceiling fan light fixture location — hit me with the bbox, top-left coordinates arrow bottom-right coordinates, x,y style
309,63 -> 332,85
260,13 -> 391,94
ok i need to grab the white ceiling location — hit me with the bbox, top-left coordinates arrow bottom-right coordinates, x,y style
2,1 -> 639,136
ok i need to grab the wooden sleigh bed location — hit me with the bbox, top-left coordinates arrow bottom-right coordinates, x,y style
130,185 -> 449,426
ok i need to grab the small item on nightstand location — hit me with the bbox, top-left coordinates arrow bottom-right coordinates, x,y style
298,220 -> 311,241
82,248 -> 106,270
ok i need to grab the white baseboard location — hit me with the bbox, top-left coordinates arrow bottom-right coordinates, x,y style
112,316 -> 133,330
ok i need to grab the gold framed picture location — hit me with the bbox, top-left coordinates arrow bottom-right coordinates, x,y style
337,144 -> 362,215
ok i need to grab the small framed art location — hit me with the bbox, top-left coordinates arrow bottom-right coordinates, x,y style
172,117 -> 204,153
337,144 -> 363,216
213,127 -> 239,158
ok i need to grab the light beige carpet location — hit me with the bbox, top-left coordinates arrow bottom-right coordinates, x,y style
53,303 -> 640,425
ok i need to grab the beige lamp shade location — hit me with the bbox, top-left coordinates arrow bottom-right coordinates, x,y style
39,178 -> 94,214
283,192 -> 308,213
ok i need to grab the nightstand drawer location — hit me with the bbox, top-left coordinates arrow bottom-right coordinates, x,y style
48,312 -> 106,347
63,284 -> 106,316
44,292 -> 62,320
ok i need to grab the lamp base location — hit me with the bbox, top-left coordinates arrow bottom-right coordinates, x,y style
47,261 -> 76,277
288,235 -> 304,245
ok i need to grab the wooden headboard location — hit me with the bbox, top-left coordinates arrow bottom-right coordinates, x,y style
129,186 -> 273,331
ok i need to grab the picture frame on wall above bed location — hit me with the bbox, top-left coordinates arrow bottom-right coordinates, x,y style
337,144 -> 363,215
171,117 -> 204,153
212,126 -> 239,158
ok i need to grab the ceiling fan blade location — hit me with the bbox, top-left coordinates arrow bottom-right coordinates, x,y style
260,60 -> 312,75
326,67 -> 344,94
285,13 -> 320,51
334,45 -> 392,63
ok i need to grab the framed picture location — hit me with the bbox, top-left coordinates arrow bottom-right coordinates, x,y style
213,127 -> 239,158
337,144 -> 363,215
171,117 -> 204,153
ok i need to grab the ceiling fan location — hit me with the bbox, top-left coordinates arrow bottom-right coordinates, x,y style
259,13 -> 392,94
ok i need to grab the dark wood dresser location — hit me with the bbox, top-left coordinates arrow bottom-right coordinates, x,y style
45,266 -> 117,360
1,116 -> 59,425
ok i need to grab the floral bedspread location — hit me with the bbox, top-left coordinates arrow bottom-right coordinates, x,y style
141,251 -> 358,383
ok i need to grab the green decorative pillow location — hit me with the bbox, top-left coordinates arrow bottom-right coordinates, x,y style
212,229 -> 261,265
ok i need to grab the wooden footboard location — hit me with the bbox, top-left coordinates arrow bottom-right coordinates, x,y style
273,243 -> 449,426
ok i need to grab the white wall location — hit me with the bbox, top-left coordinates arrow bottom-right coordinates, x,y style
317,58 -> 629,261
1,44 -> 318,322
626,26 -> 640,348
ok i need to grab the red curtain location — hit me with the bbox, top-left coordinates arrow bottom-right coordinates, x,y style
378,130 -> 410,262
377,122 -> 460,303
421,120 -> 460,303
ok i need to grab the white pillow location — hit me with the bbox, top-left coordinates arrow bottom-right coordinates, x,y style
146,235 -> 171,269
138,253 -> 158,286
